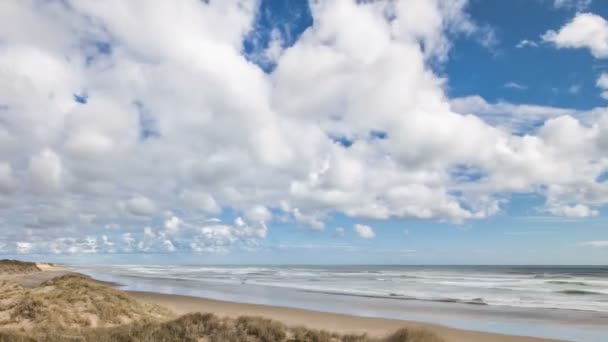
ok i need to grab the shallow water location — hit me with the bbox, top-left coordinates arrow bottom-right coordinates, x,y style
71,264 -> 608,342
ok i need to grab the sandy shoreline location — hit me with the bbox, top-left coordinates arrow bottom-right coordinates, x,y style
128,290 -> 561,342
1,265 -> 564,342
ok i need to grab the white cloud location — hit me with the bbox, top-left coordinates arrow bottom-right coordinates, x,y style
125,196 -> 156,217
244,205 -> 272,223
1,0 -> 608,254
542,13 -> 608,58
163,239 -> 175,252
353,224 -> 375,239
504,82 -> 527,90
28,149 -> 62,193
579,240 -> 608,247
143,227 -> 156,238
547,204 -> 599,217
16,242 -> 32,254
553,0 -> 592,10
164,216 -> 181,233
450,95 -> 586,133
516,39 -> 538,48
179,191 -> 221,214
597,73 -> 608,99
190,217 -> 267,252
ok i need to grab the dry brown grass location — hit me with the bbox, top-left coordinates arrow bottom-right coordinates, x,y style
0,274 -> 443,342
0,274 -> 173,331
0,261 -> 40,275
0,312 -> 444,342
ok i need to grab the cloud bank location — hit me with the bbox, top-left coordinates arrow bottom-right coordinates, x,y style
0,0 -> 607,254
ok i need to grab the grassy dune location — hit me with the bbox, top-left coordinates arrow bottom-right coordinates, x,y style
0,273 -> 443,342
0,274 -> 174,331
0,313 -> 444,342
0,261 -> 40,275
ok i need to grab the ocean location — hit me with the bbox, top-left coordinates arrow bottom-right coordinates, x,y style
71,264 -> 608,341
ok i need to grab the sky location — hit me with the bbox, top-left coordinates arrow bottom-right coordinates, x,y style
1,0 -> 608,265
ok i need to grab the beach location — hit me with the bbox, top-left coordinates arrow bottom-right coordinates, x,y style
128,290 -> 558,342
5,262 -> 608,341
72,263 -> 608,341
4,261 -> 608,341
1,262 -> 560,342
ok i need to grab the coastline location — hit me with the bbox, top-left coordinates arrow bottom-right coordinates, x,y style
127,290 -> 561,342
0,264 -> 573,341
73,263 -> 608,341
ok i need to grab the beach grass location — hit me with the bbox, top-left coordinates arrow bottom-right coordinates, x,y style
0,272 -> 444,342
0,274 -> 174,330
0,261 -> 40,275
0,312 -> 444,342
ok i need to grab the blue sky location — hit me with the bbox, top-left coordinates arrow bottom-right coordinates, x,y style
446,0 -> 608,109
1,0 -> 608,265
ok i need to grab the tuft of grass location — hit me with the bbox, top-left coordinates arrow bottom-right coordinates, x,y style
235,316 -> 286,342
384,328 -> 445,342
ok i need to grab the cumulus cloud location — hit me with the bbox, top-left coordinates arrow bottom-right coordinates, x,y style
353,224 -> 375,239
450,95 -> 608,134
244,205 -> 272,223
542,13 -> 608,58
0,0 -> 607,254
597,73 -> 608,99
125,196 -> 156,217
164,216 -> 181,233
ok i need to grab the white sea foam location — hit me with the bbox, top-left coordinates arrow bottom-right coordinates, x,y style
72,265 -> 608,313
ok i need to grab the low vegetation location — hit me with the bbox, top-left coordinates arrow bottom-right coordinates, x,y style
0,274 -> 174,331
0,261 -> 40,275
0,274 -> 443,342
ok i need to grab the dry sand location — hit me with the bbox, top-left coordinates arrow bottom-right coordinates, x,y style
129,291 -> 562,342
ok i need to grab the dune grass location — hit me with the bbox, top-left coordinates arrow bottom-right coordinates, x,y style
0,274 -> 174,330
0,274 -> 443,342
0,312 -> 444,342
0,261 -> 40,275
